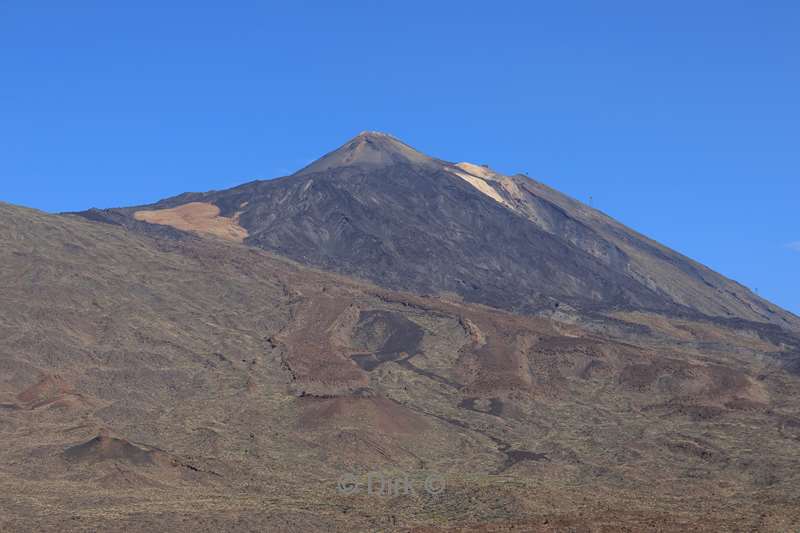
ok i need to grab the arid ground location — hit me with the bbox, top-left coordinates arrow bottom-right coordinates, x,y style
2,201 -> 800,532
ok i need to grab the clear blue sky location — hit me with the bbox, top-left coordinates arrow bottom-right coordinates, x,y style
1,1 -> 798,314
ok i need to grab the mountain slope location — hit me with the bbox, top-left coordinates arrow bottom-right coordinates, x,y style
450,162 -> 797,328
81,131 -> 799,332
3,200 -> 800,531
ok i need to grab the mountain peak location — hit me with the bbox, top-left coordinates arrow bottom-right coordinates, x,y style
355,130 -> 395,138
295,131 -> 438,175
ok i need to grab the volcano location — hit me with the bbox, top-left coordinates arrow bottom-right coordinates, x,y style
83,131 -> 799,331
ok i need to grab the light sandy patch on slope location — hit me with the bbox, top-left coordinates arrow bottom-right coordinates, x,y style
455,162 -> 527,203
134,202 -> 248,242
448,165 -> 509,206
455,162 -> 501,181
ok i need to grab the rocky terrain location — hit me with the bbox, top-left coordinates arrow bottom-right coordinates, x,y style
1,133 -> 799,531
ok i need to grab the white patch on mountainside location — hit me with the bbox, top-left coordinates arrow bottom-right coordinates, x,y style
449,162 -> 528,208
448,167 -> 509,206
455,162 -> 501,181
